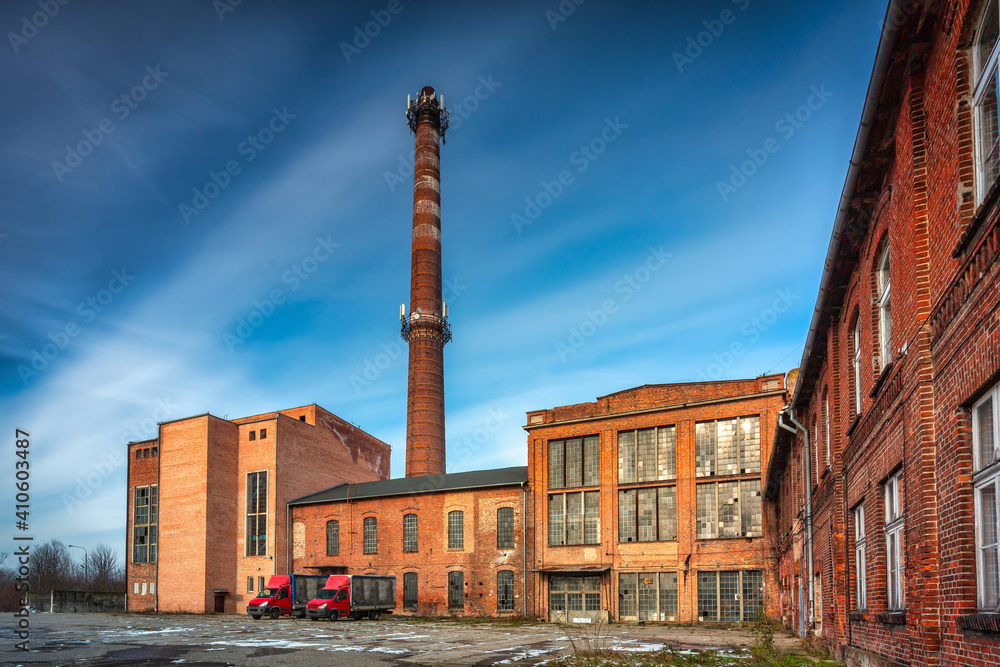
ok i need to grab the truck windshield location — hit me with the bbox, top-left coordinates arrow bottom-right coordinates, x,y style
260,588 -> 279,598
314,589 -> 337,600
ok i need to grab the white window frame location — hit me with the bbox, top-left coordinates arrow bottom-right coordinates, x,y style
853,322 -> 862,416
974,383 -> 1000,611
823,390 -> 831,468
884,470 -> 905,610
974,0 -> 1000,203
877,247 -> 892,370
854,503 -> 867,610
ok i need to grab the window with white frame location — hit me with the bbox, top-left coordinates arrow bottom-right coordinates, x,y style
823,388 -> 831,469
974,382 -> 1000,611
884,470 -> 905,610
975,0 -> 1000,202
852,321 -> 863,416
854,503 -> 867,610
877,247 -> 893,370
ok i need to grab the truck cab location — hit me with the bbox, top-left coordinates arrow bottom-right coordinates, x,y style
247,577 -> 292,619
306,577 -> 350,620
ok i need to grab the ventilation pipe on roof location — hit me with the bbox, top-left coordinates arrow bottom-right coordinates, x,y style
778,405 -> 814,635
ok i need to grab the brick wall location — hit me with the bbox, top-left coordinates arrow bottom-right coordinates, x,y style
527,376 -> 786,622
290,485 -> 529,617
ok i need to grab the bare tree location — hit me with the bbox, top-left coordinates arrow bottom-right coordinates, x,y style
89,543 -> 125,592
30,540 -> 75,593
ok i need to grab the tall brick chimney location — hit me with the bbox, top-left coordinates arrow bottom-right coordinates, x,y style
401,86 -> 451,478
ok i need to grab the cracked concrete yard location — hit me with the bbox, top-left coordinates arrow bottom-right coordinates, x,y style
0,612 -> 803,666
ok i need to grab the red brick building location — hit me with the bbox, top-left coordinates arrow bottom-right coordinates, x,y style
288,467 -> 530,617
766,1 -> 1000,665
525,375 -> 789,623
125,404 -> 390,613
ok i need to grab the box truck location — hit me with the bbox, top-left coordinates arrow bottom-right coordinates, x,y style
247,574 -> 326,619
306,574 -> 397,621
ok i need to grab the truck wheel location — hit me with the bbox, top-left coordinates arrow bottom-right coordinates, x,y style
250,614 -> 262,620
330,610 -> 340,621
368,610 -> 380,621
269,608 -> 280,620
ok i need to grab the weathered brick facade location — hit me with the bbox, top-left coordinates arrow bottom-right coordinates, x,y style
289,470 -> 529,617
526,375 -> 788,623
125,404 -> 390,614
766,2 -> 1000,665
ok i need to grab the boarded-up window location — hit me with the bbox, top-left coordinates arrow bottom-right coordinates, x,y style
403,572 -> 418,609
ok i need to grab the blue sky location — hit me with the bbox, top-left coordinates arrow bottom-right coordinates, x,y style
0,0 -> 886,558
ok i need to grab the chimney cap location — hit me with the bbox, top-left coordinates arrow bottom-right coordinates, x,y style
421,85 -> 436,98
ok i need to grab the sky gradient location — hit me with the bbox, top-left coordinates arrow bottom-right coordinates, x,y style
0,0 -> 887,558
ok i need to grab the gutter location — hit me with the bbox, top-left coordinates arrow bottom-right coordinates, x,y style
792,0 -> 904,412
778,406 -> 814,635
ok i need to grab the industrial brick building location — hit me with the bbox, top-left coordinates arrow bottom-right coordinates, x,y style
525,375 -> 789,623
125,404 -> 390,613
766,1 -> 1000,665
288,467 -> 530,617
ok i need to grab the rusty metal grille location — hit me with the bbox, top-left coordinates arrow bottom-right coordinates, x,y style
658,426 -> 676,480
637,428 -> 657,482
658,486 -> 677,541
619,489 -> 637,542
618,431 -> 636,483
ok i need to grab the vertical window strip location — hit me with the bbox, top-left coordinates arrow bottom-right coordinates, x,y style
584,491 -> 601,544
327,520 -> 340,556
658,426 -> 676,480
403,514 -> 418,553
583,436 -> 600,486
497,571 -> 515,611
246,472 -> 267,557
618,489 -> 637,542
854,503 -> 867,609
497,507 -> 515,549
448,510 -> 464,549
637,429 -> 657,482
565,438 -> 583,487
618,431 -> 636,484
549,440 -> 565,489
363,516 -> 377,554
695,421 -> 715,477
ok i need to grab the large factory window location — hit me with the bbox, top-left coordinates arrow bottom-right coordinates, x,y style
403,514 -> 418,553
618,486 -> 676,542
497,507 -> 515,549
618,426 -> 675,483
548,436 -> 600,489
497,571 -> 515,611
548,491 -> 600,545
448,511 -> 464,549
132,484 -> 158,563
403,572 -> 418,609
697,570 -> 763,622
695,416 -> 761,477
363,517 -> 377,554
326,520 -> 339,556
618,572 -> 677,621
448,571 -> 464,609
695,479 -> 762,539
245,472 -> 267,556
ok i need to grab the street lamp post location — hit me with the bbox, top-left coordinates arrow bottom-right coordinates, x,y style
67,545 -> 88,591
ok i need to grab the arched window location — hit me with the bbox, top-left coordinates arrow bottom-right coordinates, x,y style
403,514 -> 418,552
851,315 -> 862,416
877,246 -> 892,370
822,387 -> 830,469
363,517 -> 377,554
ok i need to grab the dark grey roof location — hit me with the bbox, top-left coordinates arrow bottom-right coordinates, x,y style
288,466 -> 528,506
